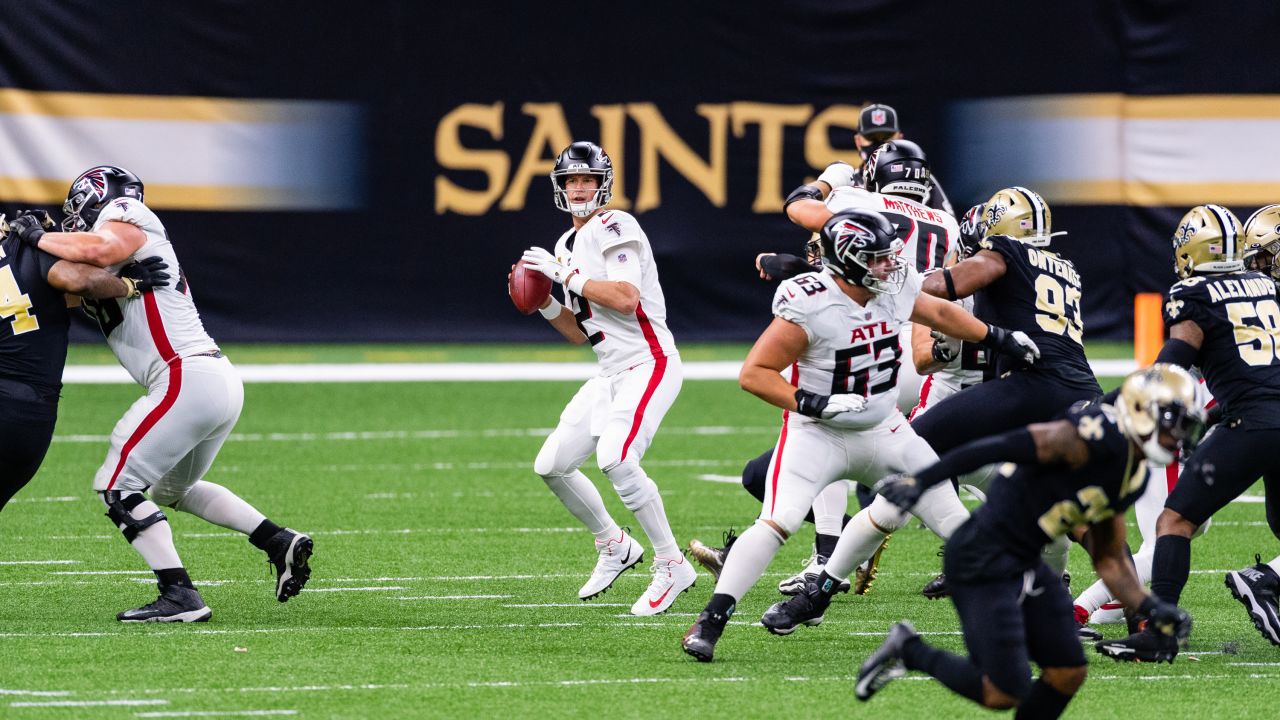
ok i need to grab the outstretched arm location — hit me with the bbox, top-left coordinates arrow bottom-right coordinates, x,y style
34,221 -> 147,267
920,249 -> 1006,300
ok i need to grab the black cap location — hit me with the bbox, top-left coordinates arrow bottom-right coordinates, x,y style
858,104 -> 899,138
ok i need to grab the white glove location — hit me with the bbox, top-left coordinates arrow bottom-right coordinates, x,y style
817,161 -> 856,190
820,393 -> 867,419
521,246 -> 572,284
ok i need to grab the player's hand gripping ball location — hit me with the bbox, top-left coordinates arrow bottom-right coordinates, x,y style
508,257 -> 553,315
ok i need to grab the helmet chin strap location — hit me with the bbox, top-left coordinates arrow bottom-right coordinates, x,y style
1142,434 -> 1174,467
568,198 -> 599,217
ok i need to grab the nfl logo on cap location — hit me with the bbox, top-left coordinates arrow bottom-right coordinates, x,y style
872,109 -> 886,126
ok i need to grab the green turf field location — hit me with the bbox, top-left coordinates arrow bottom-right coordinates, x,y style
2,354 -> 1277,718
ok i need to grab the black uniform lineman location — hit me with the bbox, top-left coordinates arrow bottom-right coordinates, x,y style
0,213 -> 170,514
856,366 -> 1200,718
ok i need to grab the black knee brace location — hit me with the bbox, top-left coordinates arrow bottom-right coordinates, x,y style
102,490 -> 167,543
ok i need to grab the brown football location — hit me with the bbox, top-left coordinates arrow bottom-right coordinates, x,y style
509,257 -> 553,315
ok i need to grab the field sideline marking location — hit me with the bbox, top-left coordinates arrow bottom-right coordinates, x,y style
61,359 -> 1138,384
51,426 -> 776,444
135,712 -> 297,718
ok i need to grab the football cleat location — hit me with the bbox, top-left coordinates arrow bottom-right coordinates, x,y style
1091,601 -> 1127,625
779,552 -> 850,596
265,528 -> 314,603
686,528 -> 738,581
1095,628 -> 1179,663
631,554 -> 696,616
854,534 -> 891,595
855,621 -> 917,701
1224,556 -> 1280,647
579,529 -> 644,600
921,573 -> 948,599
1074,604 -> 1103,642
682,611 -> 727,663
761,583 -> 830,635
118,584 -> 212,623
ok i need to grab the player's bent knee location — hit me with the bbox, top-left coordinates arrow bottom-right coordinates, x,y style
757,518 -> 790,543
602,460 -> 658,511
533,437 -> 571,478
149,485 -> 186,508
866,496 -> 909,534
1156,508 -> 1196,537
1041,666 -> 1087,695
981,677 -> 1020,710
770,508 -> 804,537
100,490 -> 167,544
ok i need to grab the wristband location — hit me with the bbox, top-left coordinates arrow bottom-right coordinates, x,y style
537,298 -> 563,320
121,277 -> 140,299
942,267 -> 958,301
565,273 -> 588,295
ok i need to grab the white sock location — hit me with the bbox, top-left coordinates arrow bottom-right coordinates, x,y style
713,522 -> 784,599
1268,555 -> 1280,577
129,500 -> 184,571
825,507 -> 896,580
173,481 -> 266,534
543,471 -> 619,542
1075,576 -> 1115,614
1133,544 -> 1154,585
633,495 -> 679,558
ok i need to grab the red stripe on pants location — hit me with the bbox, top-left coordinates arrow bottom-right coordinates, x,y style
106,292 -> 180,491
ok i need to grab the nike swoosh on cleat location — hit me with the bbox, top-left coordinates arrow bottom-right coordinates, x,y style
648,586 -> 674,609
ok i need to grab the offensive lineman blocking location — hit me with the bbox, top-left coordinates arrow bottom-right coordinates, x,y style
520,141 -> 696,616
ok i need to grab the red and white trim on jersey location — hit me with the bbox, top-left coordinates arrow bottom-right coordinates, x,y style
635,302 -> 665,362
105,293 -> 181,491
908,374 -> 935,421
767,364 -> 801,517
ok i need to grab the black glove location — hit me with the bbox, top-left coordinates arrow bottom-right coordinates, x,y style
872,473 -> 924,511
980,323 -> 1041,365
930,330 -> 958,364
9,211 -> 51,248
118,256 -> 172,296
1139,596 -> 1192,641
794,389 -> 830,417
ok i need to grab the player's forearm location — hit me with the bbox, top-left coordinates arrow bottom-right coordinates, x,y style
581,279 -> 639,315
35,231 -> 118,266
916,297 -> 987,343
739,365 -> 799,411
1092,552 -> 1149,611
785,198 -> 831,232
543,304 -> 587,344
46,261 -> 131,299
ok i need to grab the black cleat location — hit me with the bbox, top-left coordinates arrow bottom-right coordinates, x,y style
1224,556 -> 1280,647
1095,628 -> 1179,663
855,621 -> 917,701
761,584 -> 830,635
921,573 -> 948,599
687,529 -> 737,581
266,528 -> 313,602
118,584 -> 212,623
682,611 -> 727,663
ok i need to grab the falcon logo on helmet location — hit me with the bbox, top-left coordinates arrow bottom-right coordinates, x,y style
819,209 -> 907,295
62,165 -> 145,232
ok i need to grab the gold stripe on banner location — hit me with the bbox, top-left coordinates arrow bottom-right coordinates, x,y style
0,87 -> 322,123
1044,180 -> 1280,207
1126,95 -> 1280,119
0,176 -> 303,211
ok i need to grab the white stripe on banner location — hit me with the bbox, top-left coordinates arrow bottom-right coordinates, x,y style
60,359 -> 1139,384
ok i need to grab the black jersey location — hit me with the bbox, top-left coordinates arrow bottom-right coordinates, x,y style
947,403 -> 1143,580
0,237 -> 70,404
973,234 -> 1099,391
1163,271 -> 1280,428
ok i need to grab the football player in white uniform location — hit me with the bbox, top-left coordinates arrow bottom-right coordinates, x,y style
19,166 -> 312,622
682,208 -> 1041,662
519,142 -> 695,616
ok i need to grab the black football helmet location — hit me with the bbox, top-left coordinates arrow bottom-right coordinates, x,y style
550,141 -> 614,217
861,139 -> 931,202
819,209 -> 906,294
957,203 -> 986,259
62,165 -> 145,232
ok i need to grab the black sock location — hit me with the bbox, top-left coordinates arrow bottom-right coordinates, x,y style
249,519 -> 284,551
900,636 -> 984,704
855,483 -> 875,510
156,567 -> 194,590
704,593 -> 736,625
815,533 -> 839,559
1150,535 -> 1192,604
814,570 -> 843,601
1014,678 -> 1074,719
841,513 -> 852,529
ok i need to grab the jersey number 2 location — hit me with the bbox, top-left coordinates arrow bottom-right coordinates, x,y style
0,266 -> 40,334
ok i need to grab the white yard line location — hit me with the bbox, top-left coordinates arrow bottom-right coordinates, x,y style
395,595 -> 513,600
0,560 -> 79,566
50,425 -> 776,444
135,712 -> 297,718
304,587 -> 406,593
11,699 -> 168,708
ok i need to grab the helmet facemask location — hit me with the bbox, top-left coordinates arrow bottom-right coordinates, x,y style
551,168 -> 613,218
61,166 -> 144,232
849,246 -> 908,295
1115,364 -> 1206,466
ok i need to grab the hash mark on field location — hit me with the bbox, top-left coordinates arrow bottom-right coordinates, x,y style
0,689 -> 72,697
10,496 -> 79,503
0,560 -> 79,566
395,595 -> 513,600
135,712 -> 298,718
305,586 -> 406,593
11,699 -> 168,708
504,603 -> 631,608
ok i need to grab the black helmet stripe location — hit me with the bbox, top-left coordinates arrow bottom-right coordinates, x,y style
1206,204 -> 1237,262
1011,186 -> 1046,234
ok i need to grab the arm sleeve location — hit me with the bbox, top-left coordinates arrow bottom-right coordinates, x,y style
35,247 -> 61,282
761,253 -> 819,281
602,240 -> 643,287
914,428 -> 1039,489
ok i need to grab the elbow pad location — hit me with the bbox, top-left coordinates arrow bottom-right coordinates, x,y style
784,184 -> 824,212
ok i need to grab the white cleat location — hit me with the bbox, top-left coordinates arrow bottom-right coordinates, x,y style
631,555 -> 696,616
579,530 -> 645,600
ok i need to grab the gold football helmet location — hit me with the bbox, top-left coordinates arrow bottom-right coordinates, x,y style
982,186 -> 1064,247
1172,204 -> 1243,279
1242,204 -> 1280,283
1114,363 -> 1205,466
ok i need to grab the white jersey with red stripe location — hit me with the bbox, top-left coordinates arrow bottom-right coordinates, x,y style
85,198 -> 218,387
826,187 -> 960,272
773,266 -> 922,430
553,210 -> 677,376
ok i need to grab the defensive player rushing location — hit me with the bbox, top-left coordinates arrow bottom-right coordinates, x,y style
1,212 -> 169,513
1100,204 -> 1280,659
681,208 -> 1040,662
6,166 -> 312,621
855,365 -> 1200,718
518,141 -> 695,616
687,139 -> 962,598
